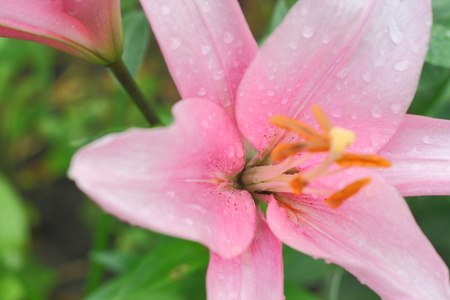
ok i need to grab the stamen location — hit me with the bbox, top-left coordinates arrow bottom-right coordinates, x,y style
329,127 -> 355,155
271,140 -> 329,162
269,116 -> 323,140
325,178 -> 371,208
311,105 -> 332,136
336,153 -> 391,168
290,176 -> 307,195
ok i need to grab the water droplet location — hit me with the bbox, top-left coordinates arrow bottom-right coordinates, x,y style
388,19 -> 404,44
223,31 -> 234,44
67,9 -> 78,15
394,60 -> 410,71
235,39 -> 244,47
362,71 -> 371,82
331,109 -> 342,118
197,87 -> 207,96
169,37 -> 182,50
165,191 -> 176,198
302,26 -> 314,38
184,218 -> 193,225
257,83 -> 264,90
351,113 -> 357,120
322,36 -> 330,44
160,4 -> 171,15
288,41 -> 298,49
213,70 -> 225,80
335,67 -> 350,78
422,135 -> 436,144
335,83 -> 342,90
232,60 -> 240,67
266,90 -> 275,96
371,107 -> 382,118
390,103 -> 401,114
200,45 -> 211,55
281,97 -> 289,105
198,0 -> 211,12
227,145 -> 235,158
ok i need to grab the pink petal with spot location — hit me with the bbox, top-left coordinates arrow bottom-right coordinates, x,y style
140,0 -> 257,115
266,169 -> 450,300
0,0 -> 123,64
378,114 -> 450,196
236,0 -> 430,153
69,99 -> 255,259
207,209 -> 284,300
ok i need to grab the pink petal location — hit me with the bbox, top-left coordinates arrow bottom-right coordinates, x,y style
140,0 -> 258,115
378,114 -> 450,196
0,0 -> 122,64
207,210 -> 284,300
236,0 -> 431,153
266,169 -> 450,300
69,99 -> 255,259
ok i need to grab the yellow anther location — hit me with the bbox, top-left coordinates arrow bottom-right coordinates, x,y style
311,104 -> 332,136
290,176 -> 307,195
329,127 -> 355,155
325,178 -> 371,208
269,115 -> 323,140
336,153 -> 392,168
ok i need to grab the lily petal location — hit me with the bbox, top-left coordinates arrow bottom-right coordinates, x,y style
207,209 -> 284,300
266,169 -> 450,300
69,99 -> 255,259
140,0 -> 258,115
236,0 -> 431,153
0,0 -> 123,64
378,114 -> 450,196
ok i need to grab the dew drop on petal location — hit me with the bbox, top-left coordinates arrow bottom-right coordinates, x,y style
394,60 -> 411,71
213,70 -> 225,80
160,4 -> 171,15
197,87 -> 207,96
371,107 -> 382,118
388,18 -> 404,44
165,190 -> 176,199
335,67 -> 350,78
302,26 -> 314,38
322,36 -> 330,44
422,135 -> 436,145
223,31 -> 234,44
362,71 -> 371,82
289,41 -> 298,49
200,45 -> 211,55
67,9 -> 78,15
390,103 -> 401,114
331,109 -> 342,118
266,90 -> 275,96
169,37 -> 182,50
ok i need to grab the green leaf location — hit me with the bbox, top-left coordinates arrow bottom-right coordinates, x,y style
0,173 -> 29,270
0,274 -> 25,300
122,9 -> 152,77
86,239 -> 208,300
426,23 -> 450,68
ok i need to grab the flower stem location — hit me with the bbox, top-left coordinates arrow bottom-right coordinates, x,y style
108,59 -> 161,126
329,266 -> 344,300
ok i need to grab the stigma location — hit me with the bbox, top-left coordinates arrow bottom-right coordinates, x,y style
241,105 -> 391,209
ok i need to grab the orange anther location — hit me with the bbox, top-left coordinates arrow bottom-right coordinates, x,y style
271,141 -> 329,162
311,105 -> 332,136
336,154 -> 391,168
325,178 -> 371,208
290,176 -> 307,195
269,115 -> 323,140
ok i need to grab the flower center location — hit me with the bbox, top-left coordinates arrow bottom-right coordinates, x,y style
240,105 -> 391,208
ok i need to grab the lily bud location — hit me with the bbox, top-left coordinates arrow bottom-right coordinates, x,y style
0,0 -> 123,65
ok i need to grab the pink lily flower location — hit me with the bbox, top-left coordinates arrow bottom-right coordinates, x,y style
0,0 -> 123,65
69,0 -> 450,299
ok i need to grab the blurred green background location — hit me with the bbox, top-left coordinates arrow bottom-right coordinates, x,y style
0,0 -> 449,299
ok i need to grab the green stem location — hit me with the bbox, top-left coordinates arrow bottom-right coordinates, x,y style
329,266 -> 344,300
108,59 -> 161,126
84,212 -> 113,295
